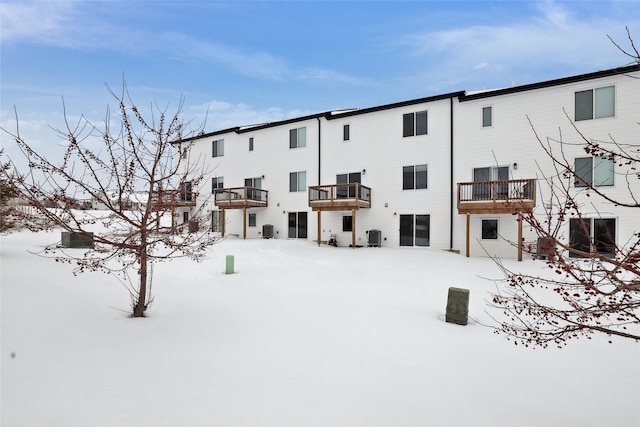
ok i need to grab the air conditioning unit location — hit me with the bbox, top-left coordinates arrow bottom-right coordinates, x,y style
262,224 -> 274,239
367,229 -> 382,247
61,231 -> 94,248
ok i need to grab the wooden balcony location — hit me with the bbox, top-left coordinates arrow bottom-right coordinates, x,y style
149,189 -> 197,208
308,183 -> 372,211
457,178 -> 536,214
214,187 -> 268,209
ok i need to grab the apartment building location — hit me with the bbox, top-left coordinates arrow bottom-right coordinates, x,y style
177,64 -> 639,259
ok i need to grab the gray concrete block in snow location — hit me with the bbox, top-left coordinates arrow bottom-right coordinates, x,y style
446,287 -> 469,325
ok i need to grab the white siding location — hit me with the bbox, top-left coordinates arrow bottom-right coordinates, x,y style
181,66 -> 639,258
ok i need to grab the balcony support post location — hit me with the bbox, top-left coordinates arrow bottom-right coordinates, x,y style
352,209 -> 356,248
317,211 -> 322,246
465,213 -> 470,257
243,207 -> 247,239
221,209 -> 226,237
517,213 -> 523,261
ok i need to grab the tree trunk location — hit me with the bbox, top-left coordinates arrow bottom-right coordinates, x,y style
133,247 -> 148,317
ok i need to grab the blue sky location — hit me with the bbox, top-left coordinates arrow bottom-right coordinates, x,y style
1,0 -> 638,162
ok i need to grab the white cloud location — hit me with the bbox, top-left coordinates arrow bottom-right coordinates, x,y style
394,0 -> 635,90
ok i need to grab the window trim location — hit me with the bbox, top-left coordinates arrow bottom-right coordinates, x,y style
212,177 -> 224,193
482,106 -> 493,127
403,164 -> 428,190
402,110 -> 428,137
574,156 -> 614,188
481,219 -> 499,240
212,139 -> 224,157
289,127 -> 307,149
575,85 -> 615,121
342,215 -> 353,232
289,171 -> 307,192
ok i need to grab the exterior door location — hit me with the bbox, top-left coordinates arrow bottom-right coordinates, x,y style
288,212 -> 307,239
211,211 -> 221,232
400,214 -> 430,247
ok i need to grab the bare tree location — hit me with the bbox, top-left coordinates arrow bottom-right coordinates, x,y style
0,149 -> 17,232
2,82 -> 216,317
488,27 -> 640,347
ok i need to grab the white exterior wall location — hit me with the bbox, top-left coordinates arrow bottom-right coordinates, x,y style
320,99 -> 453,248
181,66 -> 639,258
183,118 -> 320,239
454,69 -> 640,257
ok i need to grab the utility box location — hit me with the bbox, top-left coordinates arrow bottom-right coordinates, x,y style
536,237 -> 555,259
61,231 -> 94,249
367,229 -> 382,247
446,287 -> 470,326
225,255 -> 234,274
262,224 -> 274,239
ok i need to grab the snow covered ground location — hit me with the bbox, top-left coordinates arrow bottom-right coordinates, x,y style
2,226 -> 639,426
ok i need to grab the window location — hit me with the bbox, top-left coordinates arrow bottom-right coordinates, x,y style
244,177 -> 262,201
473,166 -> 509,199
402,110 -> 428,137
343,124 -> 350,141
403,165 -> 428,190
249,137 -> 254,152
289,171 -> 306,192
336,172 -> 361,198
574,157 -> 614,187
289,127 -> 306,148
248,213 -> 257,227
180,145 -> 188,159
212,177 -> 224,193
212,139 -> 224,157
482,106 -> 492,127
569,218 -> 615,257
482,219 -> 498,240
399,214 -> 430,247
211,211 -> 222,232
575,86 -> 615,121
180,181 -> 193,202
342,215 -> 353,232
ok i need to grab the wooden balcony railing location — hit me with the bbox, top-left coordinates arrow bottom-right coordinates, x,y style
214,187 -> 268,209
309,183 -> 371,211
458,178 -> 536,214
149,189 -> 197,208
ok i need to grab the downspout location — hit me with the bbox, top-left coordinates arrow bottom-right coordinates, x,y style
316,117 -> 321,185
449,97 -> 454,251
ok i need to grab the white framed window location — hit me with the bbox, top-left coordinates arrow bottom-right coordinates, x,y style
343,124 -> 350,141
212,139 -> 224,157
403,110 -> 428,137
482,106 -> 492,127
481,219 -> 498,240
403,164 -> 428,190
575,86 -> 615,121
249,137 -> 254,152
248,213 -> 257,227
212,177 -> 224,193
569,218 -> 616,258
289,171 -> 306,192
289,127 -> 306,148
574,156 -> 614,187
342,215 -> 352,232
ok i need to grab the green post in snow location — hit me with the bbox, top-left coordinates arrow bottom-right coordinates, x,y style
225,255 -> 234,274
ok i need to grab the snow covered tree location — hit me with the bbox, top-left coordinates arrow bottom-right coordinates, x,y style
490,29 -> 639,346
2,82 -> 216,317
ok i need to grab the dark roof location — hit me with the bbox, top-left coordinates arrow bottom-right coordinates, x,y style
177,64 -> 638,143
458,64 -> 638,101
